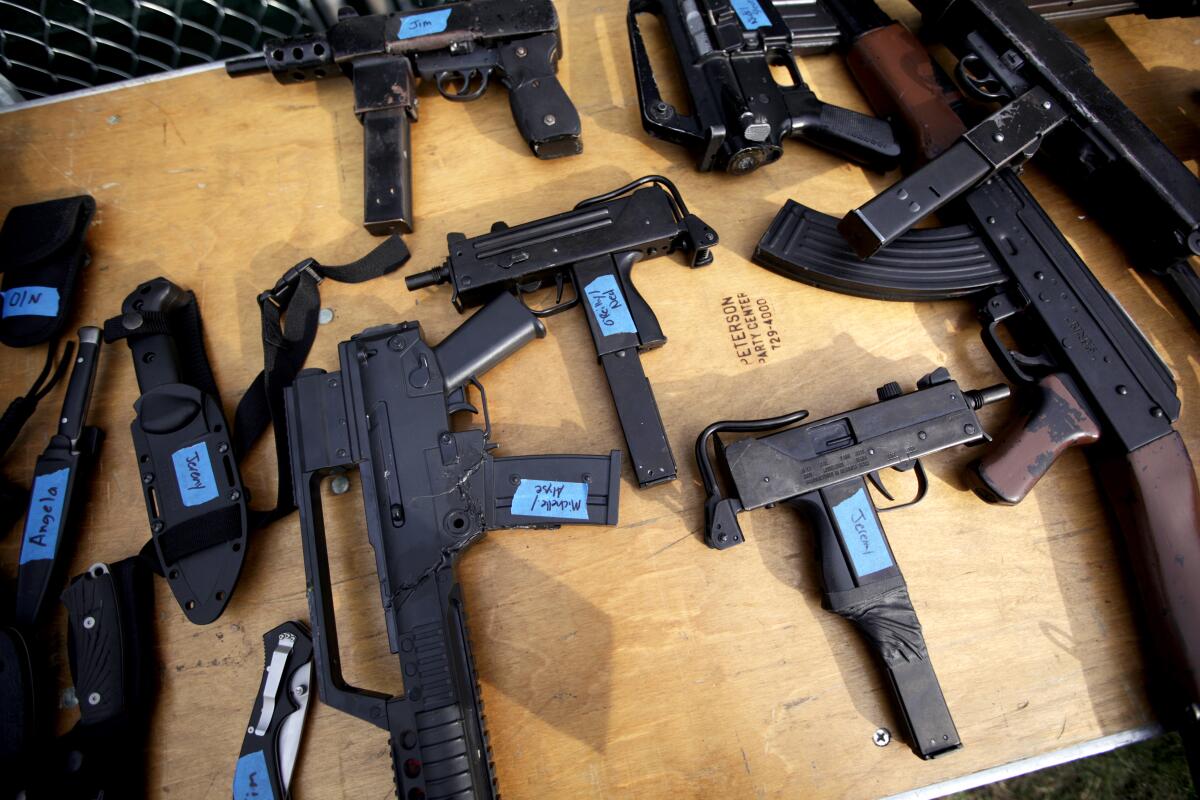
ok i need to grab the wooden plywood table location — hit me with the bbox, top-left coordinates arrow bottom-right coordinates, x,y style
1,2 -> 1198,797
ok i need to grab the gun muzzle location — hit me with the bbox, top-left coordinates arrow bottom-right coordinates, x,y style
405,266 -> 451,290
225,53 -> 269,78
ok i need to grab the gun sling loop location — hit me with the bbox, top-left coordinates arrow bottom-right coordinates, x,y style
101,236 -> 410,583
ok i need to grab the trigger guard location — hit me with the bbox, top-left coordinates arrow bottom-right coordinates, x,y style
956,55 -> 1008,102
436,69 -> 490,102
446,387 -> 478,417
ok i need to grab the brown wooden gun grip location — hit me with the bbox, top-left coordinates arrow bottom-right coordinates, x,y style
1102,432 -> 1200,728
970,373 -> 1101,505
845,23 -> 965,164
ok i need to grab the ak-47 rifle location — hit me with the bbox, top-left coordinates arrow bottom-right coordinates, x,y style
753,0 -> 1200,775
835,0 -> 1200,331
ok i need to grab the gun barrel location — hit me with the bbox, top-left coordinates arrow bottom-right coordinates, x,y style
225,53 -> 269,78
405,266 -> 450,290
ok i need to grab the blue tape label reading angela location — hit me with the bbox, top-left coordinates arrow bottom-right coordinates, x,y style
397,8 -> 453,39
171,442 -> 220,508
233,750 -> 275,800
512,479 -> 590,520
2,286 -> 60,318
20,467 -> 70,565
731,0 -> 771,29
583,274 -> 637,336
831,487 -> 893,578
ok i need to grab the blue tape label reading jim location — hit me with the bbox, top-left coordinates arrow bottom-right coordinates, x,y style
731,0 -> 771,29
512,479 -> 590,520
583,274 -> 637,336
831,487 -> 894,578
2,286 -> 60,318
396,8 -> 453,40
171,442 -> 220,508
20,467 -> 70,565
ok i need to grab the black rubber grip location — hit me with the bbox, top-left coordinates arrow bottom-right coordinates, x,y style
799,102 -> 901,171
753,200 -> 1007,301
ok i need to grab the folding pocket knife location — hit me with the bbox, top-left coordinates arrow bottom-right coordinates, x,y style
233,621 -> 313,800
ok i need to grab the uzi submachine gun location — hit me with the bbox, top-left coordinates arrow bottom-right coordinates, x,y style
226,0 -> 582,235
626,0 -> 900,174
405,176 -> 717,489
698,368 -> 1009,758
755,0 -> 1200,776
835,0 -> 1200,330
286,292 -> 621,798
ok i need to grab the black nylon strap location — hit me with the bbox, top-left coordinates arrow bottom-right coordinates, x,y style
152,504 -> 243,567
234,235 -> 410,528
0,339 -> 74,463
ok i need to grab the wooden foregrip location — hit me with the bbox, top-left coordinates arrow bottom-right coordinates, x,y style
845,23 -> 965,164
970,373 -> 1101,505
1107,432 -> 1200,724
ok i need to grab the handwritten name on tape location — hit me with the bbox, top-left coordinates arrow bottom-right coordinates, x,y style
20,467 -> 70,565
511,479 -> 590,521
171,442 -> 220,508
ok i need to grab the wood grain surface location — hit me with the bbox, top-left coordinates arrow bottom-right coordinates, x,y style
1,2 -> 1198,797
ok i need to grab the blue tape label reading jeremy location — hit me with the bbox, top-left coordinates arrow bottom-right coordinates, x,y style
583,274 -> 637,336
2,286 -> 60,318
171,442 -> 219,508
397,8 -> 453,39
512,479 -> 589,520
20,467 -> 70,565
731,0 -> 771,29
831,487 -> 893,578
233,750 -> 275,800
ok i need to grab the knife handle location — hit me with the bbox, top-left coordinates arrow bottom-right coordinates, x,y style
233,621 -> 314,800
61,563 -> 127,726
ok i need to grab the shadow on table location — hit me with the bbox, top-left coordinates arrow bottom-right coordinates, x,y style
467,538 -> 615,754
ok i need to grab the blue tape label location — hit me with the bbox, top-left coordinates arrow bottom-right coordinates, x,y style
171,442 -> 219,508
2,286 -> 60,318
831,487 -> 893,578
397,8 -> 453,39
583,274 -> 637,336
731,0 -> 771,29
233,750 -> 275,800
511,479 -> 590,520
20,467 -> 70,565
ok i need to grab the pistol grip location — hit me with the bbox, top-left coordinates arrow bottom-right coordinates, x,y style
790,478 -> 960,759
787,94 -> 900,171
573,255 -> 676,487
970,373 -> 1101,505
500,35 -> 582,159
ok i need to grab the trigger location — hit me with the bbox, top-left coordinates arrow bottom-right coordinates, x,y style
554,273 -> 566,305
446,386 -> 477,416
878,460 -> 930,513
866,471 -> 894,502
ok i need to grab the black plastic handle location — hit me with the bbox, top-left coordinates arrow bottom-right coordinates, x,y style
786,91 -> 901,171
499,34 -> 582,159
787,478 -> 961,759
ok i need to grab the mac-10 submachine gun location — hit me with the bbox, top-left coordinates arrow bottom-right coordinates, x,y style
698,368 -> 1009,759
286,292 -> 621,798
